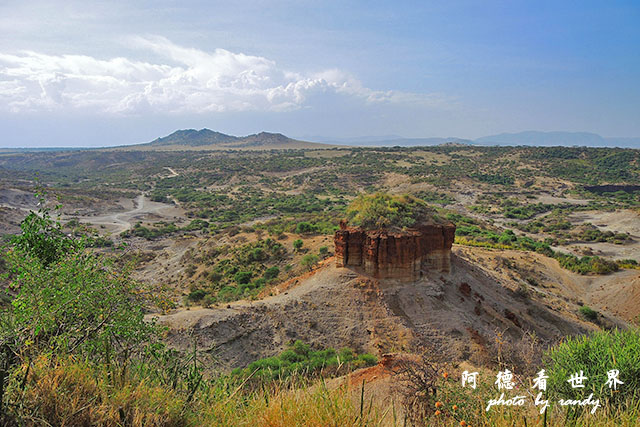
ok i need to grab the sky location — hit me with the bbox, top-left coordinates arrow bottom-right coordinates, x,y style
0,0 -> 638,147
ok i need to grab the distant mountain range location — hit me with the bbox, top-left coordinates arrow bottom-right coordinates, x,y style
307,136 -> 473,147
473,131 -> 640,148
4,129 -> 636,152
141,129 -> 639,150
138,130 -> 475,150
304,131 -> 640,148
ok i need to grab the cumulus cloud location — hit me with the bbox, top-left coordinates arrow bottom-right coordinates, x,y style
0,36 -> 446,114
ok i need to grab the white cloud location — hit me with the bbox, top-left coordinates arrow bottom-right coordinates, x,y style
0,36 -> 447,114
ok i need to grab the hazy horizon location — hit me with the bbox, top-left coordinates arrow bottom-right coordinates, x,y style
2,128 -> 640,150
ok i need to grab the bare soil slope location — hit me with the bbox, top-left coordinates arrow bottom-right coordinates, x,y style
158,246 -> 615,371
161,265 -> 406,369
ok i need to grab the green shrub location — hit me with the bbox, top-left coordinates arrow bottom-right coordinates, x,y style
498,230 -> 517,244
202,294 -> 217,308
263,266 -> 280,280
11,191 -> 77,266
295,222 -> 318,234
234,271 -> 253,285
555,253 -> 619,275
291,340 -> 311,357
232,341 -> 376,384
579,305 -> 599,321
188,289 -> 207,302
184,218 -> 209,231
358,353 -> 377,365
207,271 -> 222,283
86,236 -> 113,247
346,192 -> 440,229
471,173 -> 514,186
126,221 -> 180,239
249,247 -> 266,261
301,254 -> 319,270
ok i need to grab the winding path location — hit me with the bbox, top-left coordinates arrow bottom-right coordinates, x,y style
76,194 -> 181,234
72,166 -> 183,234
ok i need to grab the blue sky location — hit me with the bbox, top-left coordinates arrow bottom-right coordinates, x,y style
0,0 -> 638,147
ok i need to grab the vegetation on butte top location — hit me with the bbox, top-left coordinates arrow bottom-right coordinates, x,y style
345,192 -> 446,231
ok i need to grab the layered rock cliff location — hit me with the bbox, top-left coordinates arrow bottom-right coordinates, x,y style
335,220 -> 456,281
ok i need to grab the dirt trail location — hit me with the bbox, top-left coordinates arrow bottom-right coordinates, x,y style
165,167 -> 179,177
74,194 -> 183,234
79,166 -> 181,234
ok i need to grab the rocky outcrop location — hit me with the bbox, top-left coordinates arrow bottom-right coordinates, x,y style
335,220 -> 456,281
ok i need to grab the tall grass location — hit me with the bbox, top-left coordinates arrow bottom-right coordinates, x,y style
5,355 -> 388,426
546,329 -> 640,409
6,346 -> 640,426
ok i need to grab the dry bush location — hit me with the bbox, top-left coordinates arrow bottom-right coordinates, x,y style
489,329 -> 546,377
391,351 -> 443,424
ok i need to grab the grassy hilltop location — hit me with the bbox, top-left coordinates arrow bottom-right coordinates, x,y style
345,192 -> 444,230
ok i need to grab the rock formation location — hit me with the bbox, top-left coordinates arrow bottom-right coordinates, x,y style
335,220 -> 456,281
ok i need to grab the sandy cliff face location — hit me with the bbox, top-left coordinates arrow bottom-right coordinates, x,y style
335,220 -> 456,280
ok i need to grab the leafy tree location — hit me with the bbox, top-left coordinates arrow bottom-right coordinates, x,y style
0,192 -> 162,404
293,239 -> 303,252
11,189 -> 77,266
